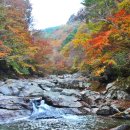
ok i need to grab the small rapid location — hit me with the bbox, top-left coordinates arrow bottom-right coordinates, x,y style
0,98 -> 130,130
0,74 -> 130,130
30,98 -> 65,120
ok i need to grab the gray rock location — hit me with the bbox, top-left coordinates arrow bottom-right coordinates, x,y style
43,91 -> 83,108
96,105 -> 118,116
57,79 -> 80,89
47,73 -> 87,89
106,89 -> 130,100
0,96 -> 31,110
0,109 -> 31,123
105,79 -> 130,100
81,90 -> 102,106
0,79 -> 45,97
51,87 -> 63,92
91,108 -> 99,114
0,74 -> 91,123
33,79 -> 55,88
61,89 -> 81,97
0,86 -> 13,96
106,82 -> 115,90
0,96 -> 32,123
96,106 -> 111,115
111,125 -> 130,130
72,73 -> 82,78
18,83 -> 44,97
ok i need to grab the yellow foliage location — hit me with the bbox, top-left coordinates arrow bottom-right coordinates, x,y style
19,61 -> 36,71
94,66 -> 106,76
104,59 -> 117,65
72,33 -> 90,48
61,44 -> 70,57
118,0 -> 130,12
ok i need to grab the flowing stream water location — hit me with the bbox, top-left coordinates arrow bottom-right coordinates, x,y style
0,99 -> 130,130
0,115 -> 130,130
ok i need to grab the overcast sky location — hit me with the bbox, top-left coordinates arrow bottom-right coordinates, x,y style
30,0 -> 83,29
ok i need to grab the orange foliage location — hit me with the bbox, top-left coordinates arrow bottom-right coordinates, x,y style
0,41 -> 10,58
34,40 -> 52,64
75,8 -> 130,75
88,31 -> 111,47
87,9 -> 130,60
85,30 -> 112,62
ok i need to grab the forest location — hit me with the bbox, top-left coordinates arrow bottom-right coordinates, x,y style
0,0 -> 130,129
0,0 -> 129,86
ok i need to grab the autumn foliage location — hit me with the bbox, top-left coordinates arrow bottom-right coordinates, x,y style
0,0 -> 41,75
0,0 -> 129,77
61,0 -> 130,77
79,0 -> 130,76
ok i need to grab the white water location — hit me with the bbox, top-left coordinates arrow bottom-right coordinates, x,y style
38,100 -> 51,112
32,102 -> 38,114
32,100 -> 52,114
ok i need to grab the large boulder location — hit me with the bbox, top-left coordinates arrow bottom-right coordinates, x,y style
48,73 -> 88,89
96,105 -> 119,116
42,91 -> 83,108
0,96 -> 31,110
0,96 -> 33,123
0,79 -> 45,97
105,81 -> 130,100
81,90 -> 103,106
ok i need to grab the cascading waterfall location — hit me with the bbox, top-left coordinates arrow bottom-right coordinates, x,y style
30,99 -> 65,119
31,99 -> 51,114
38,100 -> 51,112
32,101 -> 39,114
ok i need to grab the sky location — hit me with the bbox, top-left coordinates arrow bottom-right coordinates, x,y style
30,0 -> 83,29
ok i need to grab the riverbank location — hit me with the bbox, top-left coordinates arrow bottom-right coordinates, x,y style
0,73 -> 130,129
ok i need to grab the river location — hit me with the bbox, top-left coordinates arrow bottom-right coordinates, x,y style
0,74 -> 130,130
0,115 -> 130,130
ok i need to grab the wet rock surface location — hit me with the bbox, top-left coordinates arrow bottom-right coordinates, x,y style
96,105 -> 119,116
110,125 -> 130,130
0,73 -> 130,129
0,73 -> 90,123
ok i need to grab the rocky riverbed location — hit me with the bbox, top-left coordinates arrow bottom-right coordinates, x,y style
0,73 -> 130,130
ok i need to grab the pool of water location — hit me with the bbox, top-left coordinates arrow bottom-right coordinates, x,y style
0,115 -> 130,130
